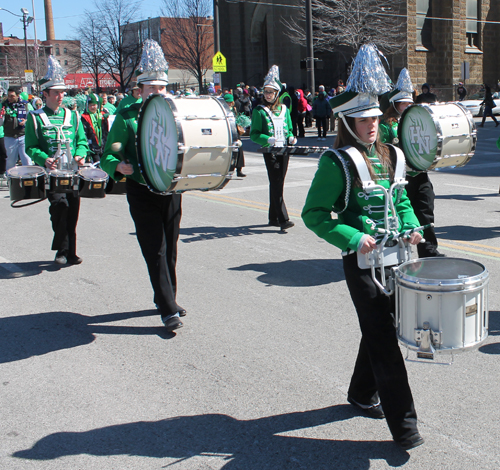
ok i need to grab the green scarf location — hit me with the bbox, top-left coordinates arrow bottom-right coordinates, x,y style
90,111 -> 102,145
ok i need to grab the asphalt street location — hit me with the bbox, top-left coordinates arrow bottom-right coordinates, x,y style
1,116 -> 500,469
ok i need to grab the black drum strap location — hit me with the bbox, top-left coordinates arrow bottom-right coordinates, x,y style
11,197 -> 48,208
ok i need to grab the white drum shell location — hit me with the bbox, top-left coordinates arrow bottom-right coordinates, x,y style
399,102 -> 476,171
395,258 -> 489,352
171,96 -> 236,191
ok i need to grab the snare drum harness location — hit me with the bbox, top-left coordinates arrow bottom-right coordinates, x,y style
258,104 -> 288,147
326,144 -> 426,295
29,108 -> 81,170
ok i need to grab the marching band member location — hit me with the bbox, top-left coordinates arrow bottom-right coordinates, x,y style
379,68 -> 442,257
100,40 -> 185,333
81,93 -> 109,163
250,65 -> 296,231
302,45 -> 424,450
25,56 -> 89,265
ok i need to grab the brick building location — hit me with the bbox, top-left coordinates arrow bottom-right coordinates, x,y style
220,0 -> 500,100
0,22 -> 81,90
122,17 -> 214,91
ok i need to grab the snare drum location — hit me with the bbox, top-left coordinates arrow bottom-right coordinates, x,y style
48,169 -> 78,193
136,94 -> 239,194
398,103 -> 476,171
6,165 -> 46,201
78,168 -> 109,198
395,257 -> 489,358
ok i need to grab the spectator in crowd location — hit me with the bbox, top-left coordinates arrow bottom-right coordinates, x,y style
457,82 -> 467,101
415,83 -> 437,104
3,87 -> 32,170
312,89 -> 332,141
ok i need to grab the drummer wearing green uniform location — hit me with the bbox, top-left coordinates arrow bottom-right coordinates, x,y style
379,68 -> 442,257
25,55 -> 89,265
100,39 -> 185,333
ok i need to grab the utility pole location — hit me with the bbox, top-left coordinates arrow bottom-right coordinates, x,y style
305,0 -> 315,92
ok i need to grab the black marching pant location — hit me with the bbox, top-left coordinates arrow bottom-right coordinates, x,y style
0,137 -> 7,174
48,191 -> 80,256
343,253 -> 418,442
126,179 -> 182,317
263,152 -> 290,225
405,172 -> 439,257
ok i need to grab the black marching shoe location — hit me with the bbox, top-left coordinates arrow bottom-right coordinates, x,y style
237,170 -> 246,177
347,396 -> 385,419
54,253 -> 68,265
162,313 -> 183,332
268,221 -> 281,227
396,433 -> 424,451
68,255 -> 83,265
177,306 -> 187,317
280,220 -> 295,231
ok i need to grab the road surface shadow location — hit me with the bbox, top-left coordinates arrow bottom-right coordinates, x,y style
229,258 -> 345,287
12,405 -> 410,469
0,309 -> 175,364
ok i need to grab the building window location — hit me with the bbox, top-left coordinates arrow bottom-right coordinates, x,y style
416,0 -> 432,50
466,0 -> 480,49
64,47 -> 67,54
56,47 -> 60,55
64,60 -> 68,66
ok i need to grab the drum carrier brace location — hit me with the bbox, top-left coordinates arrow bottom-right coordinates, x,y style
328,144 -> 429,296
30,108 -> 79,172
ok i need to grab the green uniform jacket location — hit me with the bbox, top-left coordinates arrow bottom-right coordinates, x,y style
302,148 -> 421,252
250,105 -> 293,147
25,106 -> 89,166
114,94 -> 142,115
103,102 -> 116,115
101,103 -> 144,184
379,119 -> 398,145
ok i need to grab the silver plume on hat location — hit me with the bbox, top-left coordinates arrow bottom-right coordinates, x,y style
44,55 -> 65,81
138,39 -> 169,73
345,44 -> 391,96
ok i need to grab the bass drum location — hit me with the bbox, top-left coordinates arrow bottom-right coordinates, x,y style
6,165 -> 46,201
398,103 -> 476,171
136,94 -> 239,194
395,257 -> 489,357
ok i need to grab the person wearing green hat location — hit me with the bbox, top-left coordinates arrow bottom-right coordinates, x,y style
25,55 -> 90,265
250,65 -> 296,231
302,45 -> 424,451
81,93 -> 109,163
101,39 -> 185,333
224,93 -> 246,177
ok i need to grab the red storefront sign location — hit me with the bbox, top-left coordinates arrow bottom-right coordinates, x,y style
64,73 -> 119,89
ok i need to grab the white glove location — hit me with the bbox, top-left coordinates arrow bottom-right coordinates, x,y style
288,136 -> 297,145
267,137 -> 276,146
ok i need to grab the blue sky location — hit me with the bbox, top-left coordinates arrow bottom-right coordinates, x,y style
1,0 -> 167,41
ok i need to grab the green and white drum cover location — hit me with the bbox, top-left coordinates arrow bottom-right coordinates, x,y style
398,105 -> 439,171
399,103 -> 476,172
137,94 -> 178,193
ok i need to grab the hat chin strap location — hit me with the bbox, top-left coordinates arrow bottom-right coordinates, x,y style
340,114 -> 374,149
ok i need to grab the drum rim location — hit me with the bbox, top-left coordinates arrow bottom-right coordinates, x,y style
7,165 -> 46,178
395,257 -> 489,291
136,93 -> 176,195
78,168 -> 109,182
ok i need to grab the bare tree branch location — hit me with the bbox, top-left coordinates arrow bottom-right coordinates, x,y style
161,0 -> 213,91
283,0 -> 406,55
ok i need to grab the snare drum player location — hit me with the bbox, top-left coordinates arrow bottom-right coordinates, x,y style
81,93 -> 109,163
25,56 -> 89,265
379,69 -> 442,257
101,40 -> 185,333
302,45 -> 424,450
250,65 -> 296,231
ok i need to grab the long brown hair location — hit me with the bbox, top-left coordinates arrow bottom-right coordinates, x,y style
334,116 -> 394,185
381,102 -> 400,125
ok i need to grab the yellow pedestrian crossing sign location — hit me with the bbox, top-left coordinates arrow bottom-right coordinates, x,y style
213,52 -> 227,72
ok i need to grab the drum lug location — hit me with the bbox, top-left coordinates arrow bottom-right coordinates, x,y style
414,321 -> 441,360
